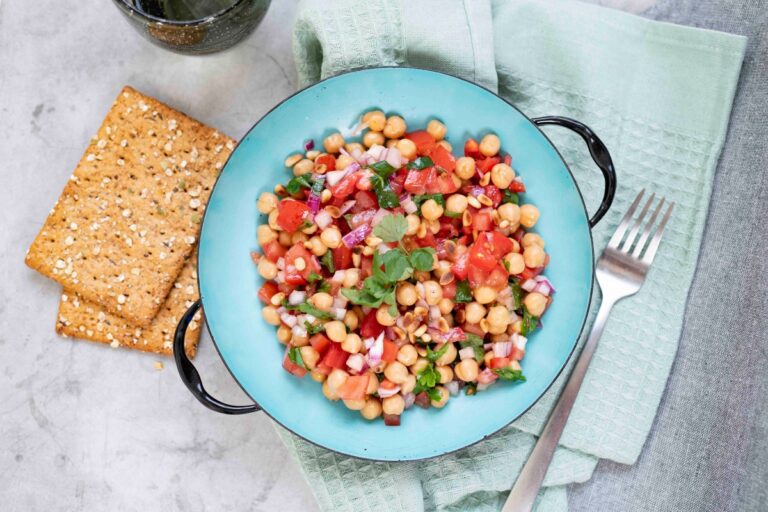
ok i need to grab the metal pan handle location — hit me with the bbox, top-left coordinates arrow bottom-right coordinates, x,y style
532,116 -> 616,228
174,300 -> 260,415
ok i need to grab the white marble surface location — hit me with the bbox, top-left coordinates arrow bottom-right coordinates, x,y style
0,1 -> 654,511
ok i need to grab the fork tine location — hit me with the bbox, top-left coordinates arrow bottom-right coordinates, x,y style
641,202 -> 674,265
631,197 -> 665,258
608,189 -> 645,249
620,192 -> 656,253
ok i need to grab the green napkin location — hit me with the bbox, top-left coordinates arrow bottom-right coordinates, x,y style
284,1 -> 746,510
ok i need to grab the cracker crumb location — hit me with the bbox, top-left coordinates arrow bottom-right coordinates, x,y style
189,198 -> 201,209
154,361 -> 164,370
117,294 -> 127,304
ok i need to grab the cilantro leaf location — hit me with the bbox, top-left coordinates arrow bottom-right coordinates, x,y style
282,301 -> 336,320
407,156 -> 434,170
414,364 -> 440,393
369,161 -> 397,178
413,193 -> 445,209
520,306 -> 538,336
501,189 -> 519,205
321,250 -> 335,274
288,347 -> 305,368
494,367 -> 526,382
409,248 -> 435,271
510,281 -> 524,310
426,388 -> 442,402
464,382 -> 477,395
316,281 -> 331,293
304,321 -> 325,336
307,272 -> 323,284
370,173 -> 400,208
459,333 -> 486,362
380,249 -> 412,282
373,213 -> 407,243
455,280 -> 472,303
286,174 -> 314,195
426,343 -> 450,363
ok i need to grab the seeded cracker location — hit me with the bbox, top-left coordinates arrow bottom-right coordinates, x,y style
56,257 -> 201,357
25,86 -> 234,327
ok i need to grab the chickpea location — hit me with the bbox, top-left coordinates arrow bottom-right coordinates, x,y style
479,134 -> 501,157
437,366 -> 454,384
396,282 -> 418,307
268,210 -> 282,232
363,131 -> 385,148
363,110 -> 386,132
421,199 -> 444,221
292,333 -> 309,347
382,394 -> 405,415
262,306 -> 280,326
511,319 -> 523,334
411,357 -> 429,375
323,132 -> 345,154
344,310 -> 359,331
325,320 -> 347,342
299,346 -> 320,370
342,268 -> 360,288
366,373 -> 379,394
376,305 -> 397,326
360,398 -> 383,420
401,374 -> 417,394
257,192 -> 278,214
474,286 -> 497,305
484,351 -> 495,367
276,325 -> 291,344
382,115 -> 407,139
504,252 -> 526,275
430,386 -> 450,408
522,233 -> 545,248
487,305 -> 511,335
341,333 -> 362,354
435,343 -> 457,366
524,292 -> 548,317
345,142 -> 364,154
423,280 -> 443,305
455,359 -> 480,382
438,298 -> 454,316
465,302 -> 487,324
322,381 -> 339,400
320,227 -> 342,249
445,194 -> 468,214
384,361 -> 409,384
455,157 -> 476,180
293,158 -> 314,176
498,203 -> 521,224
309,292 -> 333,312
327,368 -> 349,392
405,214 -> 420,235
284,154 -> 302,168
386,139 -> 399,149
292,231 -> 310,244
258,259 -> 278,280
523,245 -> 546,268
340,399 -> 364,411
397,344 -> 418,366
310,369 -> 327,383
396,138 -> 417,160
278,231 -> 291,246
490,163 -> 515,189
427,120 -> 447,141
307,236 -> 328,257
520,204 -> 540,228
257,225 -> 278,246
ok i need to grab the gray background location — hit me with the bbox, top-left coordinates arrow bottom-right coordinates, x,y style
0,1 -> 765,511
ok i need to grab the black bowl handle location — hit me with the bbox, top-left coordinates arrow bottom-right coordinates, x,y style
174,300 -> 261,414
532,116 -> 616,228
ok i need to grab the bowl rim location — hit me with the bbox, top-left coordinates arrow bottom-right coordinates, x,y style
195,66 -> 595,462
112,0 -> 254,27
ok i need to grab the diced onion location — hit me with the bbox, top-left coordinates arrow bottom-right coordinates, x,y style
445,381 -> 460,396
371,208 -> 389,227
400,194 -> 418,214
385,147 -> 403,168
303,139 -> 315,151
521,279 -> 537,292
276,257 -> 285,270
333,308 -> 346,320
280,312 -> 297,328
331,270 -> 346,283
314,209 -> 333,229
403,392 -> 416,409
339,200 -> 356,215
512,333 -> 528,350
366,332 -> 384,366
378,385 -> 401,398
366,144 -> 386,161
346,354 -> 365,373
288,290 -> 306,305
459,347 -> 476,360
342,223 -> 372,248
291,324 -> 307,339
333,296 -> 348,309
429,306 -> 442,322
493,341 -> 513,358
377,244 -> 391,255
275,271 -> 285,284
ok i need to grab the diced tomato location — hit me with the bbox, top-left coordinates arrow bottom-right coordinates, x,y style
315,362 -> 332,376
483,185 -> 502,207
469,239 -> 498,272
471,211 -> 493,232
442,280 -> 457,300
518,265 -> 545,282
405,130 -> 436,155
452,252 -> 469,280
430,144 -> 456,172
462,322 -> 485,336
379,379 -> 397,391
404,167 -> 436,195
470,263 -> 508,290
309,334 -> 331,356
390,170 -> 407,195
432,171 -> 460,194
285,244 -> 321,285
277,282 -> 296,295
276,199 -> 311,233
282,350 -> 307,378
315,153 -> 336,172
347,208 -> 377,229
436,218 -> 459,239
510,347 -> 525,361
464,138 -> 481,159
413,230 -> 435,248
332,245 -> 353,270
262,240 -> 287,262
476,156 -> 500,175
488,231 -> 514,256
336,374 -> 370,400
383,414 -> 401,426
258,282 -> 279,304
321,342 -> 348,370
509,180 -> 526,193
503,154 -> 512,166
352,190 -> 378,212
489,357 -> 510,370
360,309 -> 385,339
382,340 -> 398,363
330,172 -> 361,198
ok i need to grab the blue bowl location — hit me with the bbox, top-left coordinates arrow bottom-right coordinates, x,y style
174,67 -> 615,461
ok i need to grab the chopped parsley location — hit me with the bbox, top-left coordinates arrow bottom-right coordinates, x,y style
493,367 -> 526,382
510,281 -> 524,310
520,305 -> 538,336
285,174 -> 315,195
455,280 -> 472,303
407,156 -> 434,170
287,347 -> 305,368
373,214 -> 407,243
501,189 -> 519,205
320,251 -> 335,273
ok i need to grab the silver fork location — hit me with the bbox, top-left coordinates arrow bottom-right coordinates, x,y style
501,189 -> 675,512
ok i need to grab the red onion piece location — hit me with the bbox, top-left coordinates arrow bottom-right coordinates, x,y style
314,209 -> 333,230
288,290 -> 306,305
445,381 -> 460,396
402,392 -> 416,409
342,223 -> 371,248
303,139 -> 314,151
279,312 -> 297,328
534,275 -> 556,293
459,347 -> 476,360
477,368 -> 499,384
291,324 -> 307,339
428,327 -> 467,344
339,199 -> 356,215
511,333 -> 528,350
371,208 -> 389,227
493,341 -> 513,358
383,414 -> 401,426
307,194 -> 321,215
385,147 -> 403,168
378,385 -> 401,398
346,354 -> 365,373
365,332 -> 384,366
414,392 -> 431,408
521,279 -> 537,292
400,194 -> 418,214
366,144 -> 386,162
331,270 -> 346,283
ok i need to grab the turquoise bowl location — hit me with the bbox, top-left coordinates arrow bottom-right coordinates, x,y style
176,67 -> 615,461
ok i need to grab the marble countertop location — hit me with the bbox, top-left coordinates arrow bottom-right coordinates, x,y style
0,1 -> 655,511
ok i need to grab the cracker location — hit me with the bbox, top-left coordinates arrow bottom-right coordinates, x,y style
25,86 -> 234,327
56,257 -> 202,357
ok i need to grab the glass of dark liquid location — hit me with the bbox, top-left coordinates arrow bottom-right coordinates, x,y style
113,0 -> 271,55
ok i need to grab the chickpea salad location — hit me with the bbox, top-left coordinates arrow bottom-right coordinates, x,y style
253,111 -> 554,426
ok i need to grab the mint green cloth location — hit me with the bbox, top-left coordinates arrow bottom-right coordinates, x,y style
284,1 -> 746,510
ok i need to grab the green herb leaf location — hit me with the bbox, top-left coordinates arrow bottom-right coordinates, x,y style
426,388 -> 442,402
370,173 -> 400,208
321,251 -> 335,274
304,321 -> 325,336
510,281 -> 524,310
521,305 -> 538,336
464,382 -> 477,395
414,364 -> 441,393
494,367 -> 526,382
286,174 -> 315,195
307,272 -> 323,284
502,189 -> 519,205
317,281 -> 331,293
298,219 -> 314,230
413,193 -> 445,209
369,161 -> 397,178
444,210 -> 462,219
502,258 -> 511,272
380,249 -> 412,282
289,302 -> 335,320
373,213 -> 408,243
288,347 -> 305,368
409,248 -> 436,271
455,280 -> 472,303
460,333 -> 486,362
426,343 -> 450,363
407,156 -> 434,170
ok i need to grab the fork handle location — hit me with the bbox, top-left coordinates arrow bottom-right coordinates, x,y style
501,294 -> 618,512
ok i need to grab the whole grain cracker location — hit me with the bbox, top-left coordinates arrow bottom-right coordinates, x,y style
25,86 -> 234,326
56,257 -> 202,357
